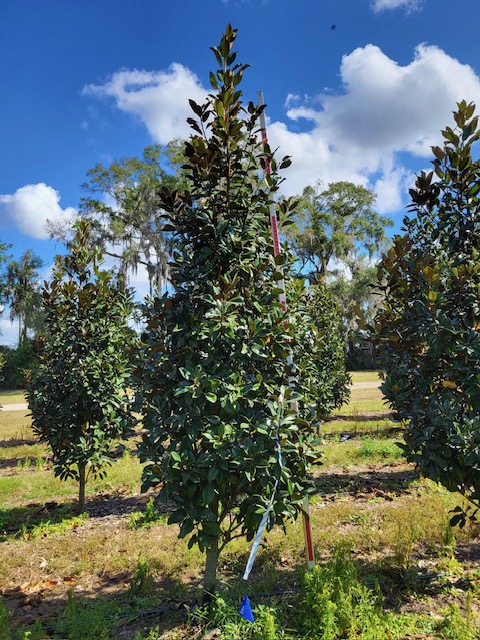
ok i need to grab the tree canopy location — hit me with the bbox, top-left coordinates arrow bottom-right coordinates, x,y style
4,249 -> 43,344
289,181 -> 392,283
27,220 -> 137,511
373,101 -> 480,523
79,142 -> 186,294
135,24 -> 317,592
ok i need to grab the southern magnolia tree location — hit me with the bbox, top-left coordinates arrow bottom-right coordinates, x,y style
373,101 -> 480,524
27,221 -> 136,512
136,25 -> 318,591
291,280 -> 350,421
289,181 -> 392,365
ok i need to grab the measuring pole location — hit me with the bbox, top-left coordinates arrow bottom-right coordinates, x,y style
258,92 -> 315,570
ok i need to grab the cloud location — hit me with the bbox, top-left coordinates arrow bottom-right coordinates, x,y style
269,43 -> 480,210
371,0 -> 424,13
83,64 -> 208,144
0,317 -> 19,347
0,184 -> 77,240
84,44 -> 480,216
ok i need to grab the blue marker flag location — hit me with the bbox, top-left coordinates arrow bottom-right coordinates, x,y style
239,595 -> 254,622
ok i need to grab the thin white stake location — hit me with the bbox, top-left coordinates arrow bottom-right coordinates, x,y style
257,92 -> 315,569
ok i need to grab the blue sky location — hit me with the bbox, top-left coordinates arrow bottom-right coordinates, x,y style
1,0 -> 480,343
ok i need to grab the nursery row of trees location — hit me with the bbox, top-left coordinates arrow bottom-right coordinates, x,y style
6,25 -> 480,590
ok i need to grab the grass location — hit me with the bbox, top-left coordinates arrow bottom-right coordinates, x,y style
335,386 -> 391,416
349,371 -> 382,384
322,435 -> 404,467
0,389 -> 27,405
0,410 -> 33,442
0,374 -> 479,638
0,450 -> 144,509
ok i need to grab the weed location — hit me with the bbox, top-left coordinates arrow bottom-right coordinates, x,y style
433,601 -> 477,639
252,604 -> 283,639
129,556 -> 156,597
299,547 -> 391,639
16,457 -> 31,471
356,437 -> 402,461
56,589 -> 119,640
191,594 -> 286,640
129,497 -> 167,530
442,521 -> 457,558
0,599 -> 10,640
392,521 -> 418,570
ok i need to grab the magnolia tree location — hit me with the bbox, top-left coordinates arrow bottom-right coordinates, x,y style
373,101 -> 480,524
136,25 -> 318,591
27,221 -> 136,511
291,280 -> 350,422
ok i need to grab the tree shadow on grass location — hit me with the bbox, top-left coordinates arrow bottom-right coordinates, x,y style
0,438 -> 38,448
0,490 -> 167,539
313,466 -> 421,499
329,412 -> 395,422
322,426 -> 404,439
2,578 -> 195,638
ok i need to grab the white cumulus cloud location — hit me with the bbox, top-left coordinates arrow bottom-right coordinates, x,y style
83,64 -> 208,144
83,43 -> 480,216
269,43 -> 480,210
0,183 -> 77,240
371,0 -> 424,13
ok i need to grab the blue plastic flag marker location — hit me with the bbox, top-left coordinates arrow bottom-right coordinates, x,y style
239,595 -> 255,622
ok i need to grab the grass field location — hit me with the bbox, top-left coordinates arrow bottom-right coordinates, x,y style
0,377 -> 479,639
0,389 -> 27,405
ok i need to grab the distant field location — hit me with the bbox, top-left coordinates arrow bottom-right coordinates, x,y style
0,389 -> 27,405
349,370 -> 382,384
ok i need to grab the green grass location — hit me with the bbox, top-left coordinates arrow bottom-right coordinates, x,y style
0,389 -> 26,404
1,373 -> 480,639
323,436 -> 404,467
321,418 -> 399,436
349,371 -> 382,384
0,451 -> 144,509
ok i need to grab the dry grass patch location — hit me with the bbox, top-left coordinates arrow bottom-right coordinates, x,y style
0,411 -> 34,442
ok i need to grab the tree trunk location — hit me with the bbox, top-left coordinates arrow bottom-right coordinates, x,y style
203,536 -> 219,595
18,313 -> 23,345
78,464 -> 86,513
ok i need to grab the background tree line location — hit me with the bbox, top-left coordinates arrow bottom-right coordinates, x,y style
0,158 -> 392,388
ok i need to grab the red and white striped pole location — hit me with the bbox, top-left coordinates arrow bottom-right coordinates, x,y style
258,92 -> 315,570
